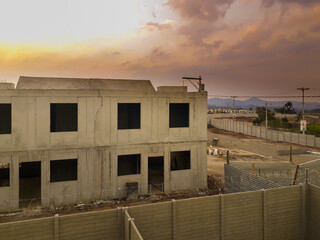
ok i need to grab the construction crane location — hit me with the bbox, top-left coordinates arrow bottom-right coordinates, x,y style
182,76 -> 205,92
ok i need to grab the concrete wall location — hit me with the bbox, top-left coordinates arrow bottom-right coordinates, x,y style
0,141 -> 207,211
1,184 -> 318,240
308,184 -> 320,240
129,185 -> 305,240
209,118 -> 320,148
0,89 -> 207,210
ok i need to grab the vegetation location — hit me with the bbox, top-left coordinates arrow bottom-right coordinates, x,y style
253,106 -> 276,124
274,102 -> 296,114
307,124 -> 320,135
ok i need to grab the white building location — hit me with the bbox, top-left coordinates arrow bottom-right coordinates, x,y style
0,76 -> 207,210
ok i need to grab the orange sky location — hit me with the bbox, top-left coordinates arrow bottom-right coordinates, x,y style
1,0 -> 320,97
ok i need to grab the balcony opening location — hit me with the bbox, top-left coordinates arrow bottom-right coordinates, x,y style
0,163 -> 10,187
118,103 -> 140,129
148,156 -> 164,192
118,154 -> 141,176
0,104 -> 11,134
50,103 -> 78,132
50,159 -> 78,182
19,161 -> 41,208
169,103 -> 189,128
171,151 -> 191,171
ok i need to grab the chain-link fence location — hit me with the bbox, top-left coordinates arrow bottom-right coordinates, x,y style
229,162 -> 293,186
224,164 -> 281,193
294,159 -> 320,186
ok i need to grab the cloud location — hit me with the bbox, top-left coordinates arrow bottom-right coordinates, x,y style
141,20 -> 175,32
261,0 -> 319,8
166,0 -> 235,22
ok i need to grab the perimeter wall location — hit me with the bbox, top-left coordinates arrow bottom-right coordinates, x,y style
1,184 -> 320,240
209,118 -> 320,148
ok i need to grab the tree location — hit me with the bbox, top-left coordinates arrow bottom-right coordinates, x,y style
253,106 -> 276,124
275,102 -> 296,114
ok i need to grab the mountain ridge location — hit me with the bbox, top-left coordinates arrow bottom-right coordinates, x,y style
208,97 -> 320,111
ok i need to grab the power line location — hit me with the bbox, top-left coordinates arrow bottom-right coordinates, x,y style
208,95 -> 320,98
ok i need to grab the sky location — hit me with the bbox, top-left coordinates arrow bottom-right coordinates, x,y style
1,0 -> 320,98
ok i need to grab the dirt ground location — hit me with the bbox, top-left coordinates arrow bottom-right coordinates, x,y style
207,127 -> 320,177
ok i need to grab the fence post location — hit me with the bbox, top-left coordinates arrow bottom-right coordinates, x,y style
226,151 -> 230,165
53,214 -> 59,240
305,168 -> 309,184
220,194 -> 223,240
172,199 -> 176,240
262,189 -> 266,240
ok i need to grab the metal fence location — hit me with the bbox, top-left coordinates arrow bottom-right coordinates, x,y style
224,164 -> 281,193
209,118 -> 320,148
294,159 -> 320,187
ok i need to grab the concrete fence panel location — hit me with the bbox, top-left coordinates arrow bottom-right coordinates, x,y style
291,133 -> 299,144
0,217 -> 54,240
306,135 -> 315,147
284,132 -> 291,143
58,209 -> 120,240
299,134 -> 307,146
308,184 -> 320,240
174,196 -> 220,240
264,185 -> 303,240
128,202 -> 172,240
278,131 -> 285,142
221,191 -> 263,240
316,137 -> 320,148
130,220 -> 144,240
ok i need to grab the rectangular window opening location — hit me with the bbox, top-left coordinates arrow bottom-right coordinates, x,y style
118,103 -> 140,130
50,103 -> 78,132
169,103 -> 189,128
0,104 -> 11,134
171,151 -> 191,171
118,154 -> 141,176
0,163 -> 10,187
50,159 -> 78,182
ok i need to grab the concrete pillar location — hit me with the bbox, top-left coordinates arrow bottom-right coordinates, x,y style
53,214 -> 59,240
172,199 -> 176,240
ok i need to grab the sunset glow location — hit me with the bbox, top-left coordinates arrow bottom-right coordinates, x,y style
1,0 -> 320,96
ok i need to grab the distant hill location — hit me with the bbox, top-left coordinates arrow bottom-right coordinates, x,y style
208,97 -> 320,111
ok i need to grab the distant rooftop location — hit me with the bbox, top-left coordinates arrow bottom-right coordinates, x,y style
16,76 -> 156,92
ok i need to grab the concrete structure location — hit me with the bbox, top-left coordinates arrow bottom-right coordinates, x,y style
1,184 -> 319,240
0,76 -> 207,211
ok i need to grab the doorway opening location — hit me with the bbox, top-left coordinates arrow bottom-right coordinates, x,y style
19,161 -> 41,208
148,157 -> 164,193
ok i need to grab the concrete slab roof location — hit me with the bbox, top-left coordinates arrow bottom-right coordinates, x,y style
16,76 -> 156,92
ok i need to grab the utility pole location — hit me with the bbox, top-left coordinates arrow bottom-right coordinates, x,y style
297,87 -> 309,134
182,76 -> 204,92
230,96 -> 237,108
265,103 -> 268,129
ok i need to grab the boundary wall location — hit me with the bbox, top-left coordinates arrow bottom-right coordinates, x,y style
209,118 -> 320,148
2,184 -> 320,240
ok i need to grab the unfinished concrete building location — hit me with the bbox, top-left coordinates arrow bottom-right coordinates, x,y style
0,76 -> 207,210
